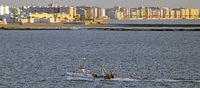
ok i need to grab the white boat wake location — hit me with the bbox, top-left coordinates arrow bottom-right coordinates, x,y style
64,72 -> 200,83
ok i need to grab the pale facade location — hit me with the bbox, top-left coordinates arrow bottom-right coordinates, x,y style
0,5 -> 9,15
115,11 -> 124,20
67,6 -> 77,17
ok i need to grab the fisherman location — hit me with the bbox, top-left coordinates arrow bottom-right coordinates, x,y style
99,65 -> 114,79
79,65 -> 99,78
79,65 -> 86,73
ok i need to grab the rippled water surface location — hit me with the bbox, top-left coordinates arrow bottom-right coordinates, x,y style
0,30 -> 200,88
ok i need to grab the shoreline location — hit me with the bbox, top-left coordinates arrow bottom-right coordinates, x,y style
1,23 -> 200,31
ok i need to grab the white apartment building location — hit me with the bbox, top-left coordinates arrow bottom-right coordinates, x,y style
0,5 -> 10,15
97,8 -> 107,19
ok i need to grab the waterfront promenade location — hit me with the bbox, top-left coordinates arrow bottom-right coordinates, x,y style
1,20 -> 200,31
1,23 -> 200,31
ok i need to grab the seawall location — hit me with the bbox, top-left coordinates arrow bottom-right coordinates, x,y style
1,23 -> 200,31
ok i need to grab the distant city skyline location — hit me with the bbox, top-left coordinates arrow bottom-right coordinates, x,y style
0,0 -> 200,9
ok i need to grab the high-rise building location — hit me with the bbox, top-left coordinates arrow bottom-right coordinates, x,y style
106,8 -> 115,19
189,8 -> 199,19
66,6 -> 77,17
113,6 -> 124,19
138,6 -> 146,18
185,8 -> 190,19
115,11 -> 124,20
174,9 -> 181,19
162,7 -> 170,19
97,8 -> 107,19
160,8 -> 163,18
122,7 -> 131,18
80,6 -> 106,20
76,7 -> 87,20
130,8 -> 138,18
180,8 -> 186,18
169,10 -> 175,19
146,7 -> 152,19
152,10 -> 161,19
79,7 -> 107,20
82,6 -> 94,20
0,5 -> 10,15
0,5 -> 4,15
93,7 -> 98,18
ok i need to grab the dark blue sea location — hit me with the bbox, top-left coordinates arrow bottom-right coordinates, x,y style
0,30 -> 200,88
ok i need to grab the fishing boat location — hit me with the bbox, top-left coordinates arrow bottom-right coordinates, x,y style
79,65 -> 114,80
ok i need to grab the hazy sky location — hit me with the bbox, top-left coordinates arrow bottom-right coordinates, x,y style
0,0 -> 200,8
